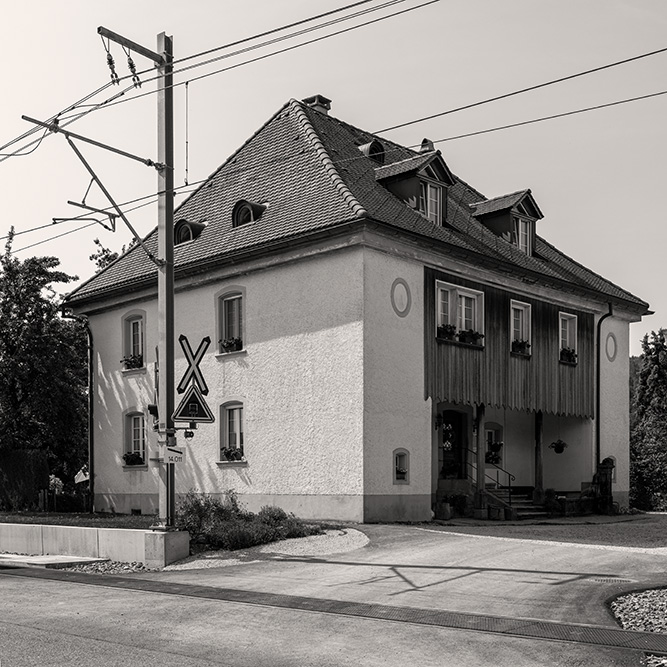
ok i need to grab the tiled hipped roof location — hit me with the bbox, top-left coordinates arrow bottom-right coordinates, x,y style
66,98 -> 648,312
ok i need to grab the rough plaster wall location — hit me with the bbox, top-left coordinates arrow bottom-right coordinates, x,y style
178,249 -> 365,498
90,306 -> 160,510
362,249 -> 431,497
91,248 -> 366,510
598,316 -> 631,504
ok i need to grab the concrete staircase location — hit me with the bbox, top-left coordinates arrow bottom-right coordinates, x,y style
486,486 -> 549,520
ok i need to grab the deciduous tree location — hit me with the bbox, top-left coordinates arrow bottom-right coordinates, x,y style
0,230 -> 87,484
630,329 -> 667,509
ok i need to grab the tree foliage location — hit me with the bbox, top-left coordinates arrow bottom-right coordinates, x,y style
630,330 -> 667,510
0,230 -> 88,484
89,237 -> 136,272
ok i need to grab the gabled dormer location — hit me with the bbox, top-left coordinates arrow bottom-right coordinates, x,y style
470,190 -> 544,256
374,139 -> 455,226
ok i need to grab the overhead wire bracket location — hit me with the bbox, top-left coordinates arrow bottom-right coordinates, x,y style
22,115 -> 164,266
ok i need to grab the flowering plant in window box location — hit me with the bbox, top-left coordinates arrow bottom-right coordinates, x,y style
122,451 -> 144,466
485,452 -> 501,465
560,347 -> 577,364
120,354 -> 143,369
219,337 -> 243,353
221,447 -> 244,462
436,324 -> 457,340
457,329 -> 484,346
489,441 -> 503,453
511,339 -> 531,355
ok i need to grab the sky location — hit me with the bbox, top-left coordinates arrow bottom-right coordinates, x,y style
1,0 -> 665,356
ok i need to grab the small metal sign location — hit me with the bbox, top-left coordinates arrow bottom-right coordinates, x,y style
165,446 -> 185,464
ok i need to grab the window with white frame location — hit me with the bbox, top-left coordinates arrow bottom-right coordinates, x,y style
218,293 -> 243,353
124,412 -> 146,465
220,402 -> 245,461
122,313 -> 144,369
510,300 -> 531,354
512,217 -> 532,255
559,312 -> 578,363
436,281 -> 484,341
419,181 -> 442,225
393,448 -> 410,484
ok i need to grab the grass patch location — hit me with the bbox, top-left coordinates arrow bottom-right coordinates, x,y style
438,514 -> 667,548
176,490 -> 325,551
0,512 -> 155,530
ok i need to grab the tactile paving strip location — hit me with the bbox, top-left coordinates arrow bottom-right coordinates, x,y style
3,568 -> 667,654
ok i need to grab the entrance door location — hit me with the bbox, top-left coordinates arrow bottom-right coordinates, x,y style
438,410 -> 468,479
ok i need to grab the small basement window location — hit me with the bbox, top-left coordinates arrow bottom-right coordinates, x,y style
393,448 -> 410,484
232,200 -> 267,227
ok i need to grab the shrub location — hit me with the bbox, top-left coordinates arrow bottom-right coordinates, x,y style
175,492 -> 325,551
258,505 -> 289,526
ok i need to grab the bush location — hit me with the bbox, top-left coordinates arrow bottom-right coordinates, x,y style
175,491 -> 325,551
258,505 -> 289,526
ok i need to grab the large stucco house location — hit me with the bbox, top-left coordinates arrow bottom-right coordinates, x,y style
65,94 -> 649,522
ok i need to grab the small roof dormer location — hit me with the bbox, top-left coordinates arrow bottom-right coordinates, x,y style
471,189 -> 544,256
174,218 -> 206,245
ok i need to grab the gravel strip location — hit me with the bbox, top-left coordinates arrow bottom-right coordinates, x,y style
611,589 -> 667,666
60,528 -> 369,575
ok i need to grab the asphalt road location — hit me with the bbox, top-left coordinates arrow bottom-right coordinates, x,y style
3,523 -> 666,666
0,572 -> 638,667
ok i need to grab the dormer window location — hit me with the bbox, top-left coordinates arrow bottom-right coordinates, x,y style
232,200 -> 267,228
419,181 -> 442,225
358,140 -> 385,165
174,219 -> 206,245
513,217 -> 532,255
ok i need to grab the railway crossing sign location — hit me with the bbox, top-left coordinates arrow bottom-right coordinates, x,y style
172,383 -> 215,423
177,334 -> 210,395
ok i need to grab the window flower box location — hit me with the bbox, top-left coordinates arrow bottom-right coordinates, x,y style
221,447 -> 244,462
120,354 -> 143,370
436,324 -> 457,340
457,329 -> 484,346
560,347 -> 577,364
219,337 -> 243,353
122,451 -> 145,466
511,339 -> 531,356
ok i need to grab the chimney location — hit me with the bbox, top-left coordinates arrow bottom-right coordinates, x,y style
420,138 -> 435,153
302,94 -> 332,115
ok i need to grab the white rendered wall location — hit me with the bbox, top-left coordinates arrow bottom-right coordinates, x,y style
89,248 -> 366,520
89,304 -> 160,515
598,315 -> 632,507
361,248 -> 432,521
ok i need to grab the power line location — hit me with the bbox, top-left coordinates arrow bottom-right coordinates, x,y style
429,89 -> 667,144
0,0 -> 403,160
375,45 -> 667,133
56,0 -> 432,119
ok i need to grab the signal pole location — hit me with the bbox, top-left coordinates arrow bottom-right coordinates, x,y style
97,28 -> 176,527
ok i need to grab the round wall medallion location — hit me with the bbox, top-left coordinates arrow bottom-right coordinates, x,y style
390,278 -> 411,318
605,332 -> 617,362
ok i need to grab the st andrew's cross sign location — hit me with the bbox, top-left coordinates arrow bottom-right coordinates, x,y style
173,334 -> 214,423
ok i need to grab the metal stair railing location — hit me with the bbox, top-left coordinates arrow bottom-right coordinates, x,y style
464,448 -> 516,506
